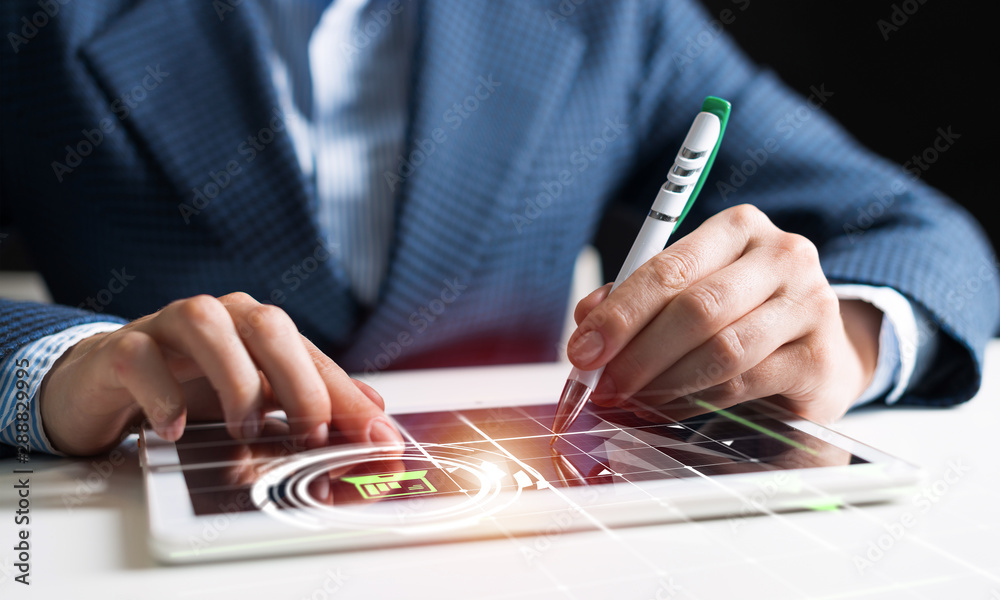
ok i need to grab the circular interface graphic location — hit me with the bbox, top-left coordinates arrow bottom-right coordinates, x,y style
250,444 -> 536,533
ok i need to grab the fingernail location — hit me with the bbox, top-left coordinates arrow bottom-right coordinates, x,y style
367,418 -> 403,445
241,413 -> 261,439
306,423 -> 329,449
569,330 -> 604,366
159,415 -> 185,442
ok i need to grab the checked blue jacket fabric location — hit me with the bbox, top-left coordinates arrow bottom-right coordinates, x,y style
1,0 -> 998,450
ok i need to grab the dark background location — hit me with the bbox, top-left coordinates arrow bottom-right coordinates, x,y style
697,0 -> 997,257
2,1 -> 997,268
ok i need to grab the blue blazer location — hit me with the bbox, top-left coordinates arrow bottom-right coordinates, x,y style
2,0 -> 998,407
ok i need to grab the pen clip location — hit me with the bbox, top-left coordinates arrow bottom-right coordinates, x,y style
673,96 -> 731,231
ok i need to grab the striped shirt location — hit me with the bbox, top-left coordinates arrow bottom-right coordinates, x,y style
264,0 -> 415,305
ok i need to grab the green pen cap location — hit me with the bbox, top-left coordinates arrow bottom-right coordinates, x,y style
674,96 -> 731,230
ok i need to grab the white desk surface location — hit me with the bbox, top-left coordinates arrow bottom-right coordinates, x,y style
1,340 -> 998,600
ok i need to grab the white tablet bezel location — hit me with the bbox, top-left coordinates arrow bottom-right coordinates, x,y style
140,364 -> 922,564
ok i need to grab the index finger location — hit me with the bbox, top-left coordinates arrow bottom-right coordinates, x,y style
299,336 -> 403,446
566,204 -> 770,370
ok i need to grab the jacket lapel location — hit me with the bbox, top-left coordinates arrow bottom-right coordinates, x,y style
80,0 -> 359,347
79,0 -> 585,360
346,0 -> 585,364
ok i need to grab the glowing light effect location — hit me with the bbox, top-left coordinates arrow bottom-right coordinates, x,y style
250,443 -> 536,534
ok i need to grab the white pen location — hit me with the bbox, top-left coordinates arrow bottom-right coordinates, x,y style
551,97 -> 730,439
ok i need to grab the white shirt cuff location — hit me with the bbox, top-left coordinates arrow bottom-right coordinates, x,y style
0,322 -> 124,455
831,284 -> 920,407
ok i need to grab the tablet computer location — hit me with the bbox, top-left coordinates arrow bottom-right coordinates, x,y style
139,366 -> 921,564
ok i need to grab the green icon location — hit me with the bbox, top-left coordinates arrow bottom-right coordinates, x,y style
340,470 -> 437,500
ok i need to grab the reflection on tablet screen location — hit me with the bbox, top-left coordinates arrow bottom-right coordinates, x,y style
169,400 -> 864,518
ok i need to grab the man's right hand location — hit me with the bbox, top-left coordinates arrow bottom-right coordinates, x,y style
39,292 -> 402,456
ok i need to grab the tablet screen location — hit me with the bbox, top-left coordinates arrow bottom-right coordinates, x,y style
169,400 -> 866,519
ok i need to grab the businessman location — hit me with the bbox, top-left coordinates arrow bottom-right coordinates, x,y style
2,0 -> 998,456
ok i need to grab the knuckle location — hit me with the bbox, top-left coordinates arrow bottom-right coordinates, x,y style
599,301 -> 637,338
297,368 -> 331,404
798,280 -> 838,324
779,233 -> 819,265
245,304 -> 294,338
727,204 -> 767,231
303,356 -> 345,402
220,291 -> 257,306
299,389 -> 332,420
815,285 -> 840,319
228,370 -> 262,400
721,372 -> 749,399
803,337 -> 834,378
312,357 -> 341,384
649,249 -> 699,291
174,294 -> 227,329
676,285 -> 727,330
712,327 -> 748,370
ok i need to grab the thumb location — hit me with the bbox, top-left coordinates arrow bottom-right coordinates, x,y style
573,283 -> 613,326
